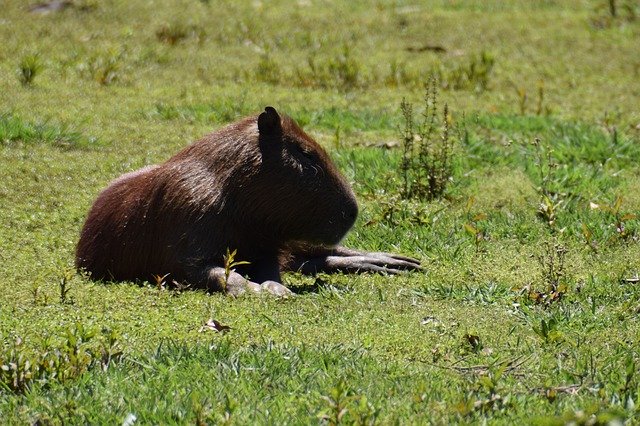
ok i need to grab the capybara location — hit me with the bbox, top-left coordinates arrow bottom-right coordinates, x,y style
76,107 -> 421,295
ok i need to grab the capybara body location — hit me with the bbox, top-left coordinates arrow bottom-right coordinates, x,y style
76,107 -> 359,290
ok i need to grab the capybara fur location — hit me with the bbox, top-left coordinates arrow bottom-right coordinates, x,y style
76,107 -> 361,292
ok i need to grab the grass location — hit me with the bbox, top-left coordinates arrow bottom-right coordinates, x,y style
0,113 -> 96,148
1,0 -> 640,423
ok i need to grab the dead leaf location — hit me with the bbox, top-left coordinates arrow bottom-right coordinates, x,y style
29,1 -> 73,14
199,319 -> 231,334
406,44 -> 447,53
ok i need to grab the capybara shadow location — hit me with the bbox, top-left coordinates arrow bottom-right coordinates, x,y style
76,107 -> 421,296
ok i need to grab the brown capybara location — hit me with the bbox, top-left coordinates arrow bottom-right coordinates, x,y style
76,107 -> 421,295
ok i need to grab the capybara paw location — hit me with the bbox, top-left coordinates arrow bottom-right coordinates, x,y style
260,280 -> 293,297
325,252 -> 424,275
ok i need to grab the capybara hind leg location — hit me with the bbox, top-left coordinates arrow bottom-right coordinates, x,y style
207,268 -> 292,297
288,246 -> 423,276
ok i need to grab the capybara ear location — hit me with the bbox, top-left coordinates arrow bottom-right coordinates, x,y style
258,106 -> 281,135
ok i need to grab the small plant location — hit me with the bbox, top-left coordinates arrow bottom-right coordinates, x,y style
592,196 -> 637,243
255,51 -> 281,84
79,49 -> 124,85
524,239 -> 570,306
462,197 -> 488,254
0,324 -> 122,394
437,51 -> 495,92
317,379 -> 378,425
59,268 -> 75,304
155,23 -> 188,45
535,80 -> 546,116
222,248 -> 250,292
296,45 -> 363,89
531,138 -> 565,230
532,317 -> 564,344
327,44 -> 361,89
516,86 -> 527,115
385,59 -> 415,87
591,0 -> 639,28
156,22 -> 206,45
581,223 -> 599,253
18,54 -> 43,86
152,273 -> 170,290
398,79 -> 456,201
514,81 -> 549,116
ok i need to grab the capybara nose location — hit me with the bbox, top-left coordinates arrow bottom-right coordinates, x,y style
343,198 -> 358,224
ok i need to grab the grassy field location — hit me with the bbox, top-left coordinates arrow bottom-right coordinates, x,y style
1,0 -> 640,423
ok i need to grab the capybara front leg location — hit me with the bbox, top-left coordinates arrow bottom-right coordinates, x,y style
289,246 -> 422,276
207,267 -> 292,297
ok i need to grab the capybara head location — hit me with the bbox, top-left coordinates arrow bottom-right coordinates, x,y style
240,107 -> 359,247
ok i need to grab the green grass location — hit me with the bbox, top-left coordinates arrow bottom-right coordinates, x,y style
0,113 -> 96,148
2,0 -> 640,424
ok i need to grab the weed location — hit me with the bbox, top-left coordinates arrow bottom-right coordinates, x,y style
536,81 -> 546,116
222,248 -> 250,292
581,223 -> 599,253
59,268 -> 75,304
153,273 -> 170,291
296,45 -> 362,89
463,197 -> 488,254
593,196 -> 637,243
455,366 -> 511,417
532,317 -> 564,344
255,51 -> 281,84
591,0 -> 639,27
317,379 -> 378,425
399,79 -> 456,201
79,49 -> 124,85
437,51 -> 495,92
0,324 -> 122,394
385,59 -> 415,87
530,138 -> 565,230
156,22 -> 205,45
516,86 -> 528,116
514,81 -> 549,116
0,113 -> 94,148
17,54 -> 43,86
150,93 -> 250,124
327,44 -> 361,89
523,239 -> 570,306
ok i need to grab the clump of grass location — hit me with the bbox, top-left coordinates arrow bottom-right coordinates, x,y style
155,22 -> 205,45
514,81 -> 549,116
17,54 -> 43,86
383,59 -> 426,88
462,197 -> 488,254
150,94 -> 250,124
255,51 -> 282,84
398,79 -> 456,201
326,44 -> 361,88
530,138 -> 565,231
296,45 -> 362,89
0,324 -> 123,394
591,0 -> 638,28
591,196 -> 638,244
522,239 -> 570,306
436,51 -> 495,92
0,113 -> 94,148
317,379 -> 378,425
79,48 -> 124,85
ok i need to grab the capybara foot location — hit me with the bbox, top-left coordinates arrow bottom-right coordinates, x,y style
292,246 -> 423,275
260,280 -> 293,297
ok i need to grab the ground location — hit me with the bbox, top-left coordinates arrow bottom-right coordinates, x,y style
1,0 -> 639,424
